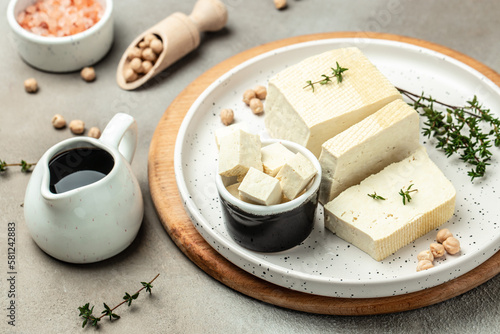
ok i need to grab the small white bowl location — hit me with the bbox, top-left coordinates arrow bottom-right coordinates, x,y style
215,139 -> 322,252
7,0 -> 114,72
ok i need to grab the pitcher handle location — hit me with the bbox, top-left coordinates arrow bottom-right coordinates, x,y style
99,113 -> 138,164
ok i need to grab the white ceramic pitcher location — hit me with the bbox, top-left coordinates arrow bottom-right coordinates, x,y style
24,113 -> 144,263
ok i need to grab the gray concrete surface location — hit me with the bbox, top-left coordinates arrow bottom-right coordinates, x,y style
1,0 -> 500,333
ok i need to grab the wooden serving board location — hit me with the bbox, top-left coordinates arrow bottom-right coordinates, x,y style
148,32 -> 500,315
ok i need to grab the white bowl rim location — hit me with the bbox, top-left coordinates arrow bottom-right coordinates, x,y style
215,138 -> 322,216
7,0 -> 113,44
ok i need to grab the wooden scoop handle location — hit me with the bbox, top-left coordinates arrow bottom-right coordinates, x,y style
189,0 -> 228,32
153,0 -> 227,74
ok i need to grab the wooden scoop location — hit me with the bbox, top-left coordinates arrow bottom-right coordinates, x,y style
116,0 -> 228,90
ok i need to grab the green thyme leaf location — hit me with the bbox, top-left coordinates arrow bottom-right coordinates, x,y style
303,62 -> 348,91
398,87 -> 500,181
367,192 -> 386,200
77,274 -> 159,329
399,184 -> 417,205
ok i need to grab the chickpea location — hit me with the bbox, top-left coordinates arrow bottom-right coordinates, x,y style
416,260 -> 434,272
88,127 -> 101,139
129,58 -> 144,73
220,109 -> 234,126
24,78 -> 38,93
142,48 -> 158,62
254,85 -> 267,100
142,60 -> 154,73
80,67 -> 96,82
242,89 -> 256,105
51,114 -> 66,129
249,98 -> 264,114
436,228 -> 453,244
430,242 -> 445,258
443,237 -> 460,255
128,47 -> 142,60
150,39 -> 164,54
124,68 -> 138,82
138,41 -> 148,49
417,249 -> 434,262
274,0 -> 287,9
69,120 -> 85,135
143,33 -> 157,45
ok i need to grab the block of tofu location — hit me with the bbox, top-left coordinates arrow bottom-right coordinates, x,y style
238,168 -> 282,206
218,129 -> 262,178
215,123 -> 246,150
276,152 -> 318,200
264,47 -> 402,156
261,142 -> 296,177
324,147 -> 456,261
318,99 -> 420,204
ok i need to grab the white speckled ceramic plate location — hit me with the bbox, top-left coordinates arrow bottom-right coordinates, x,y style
174,38 -> 500,298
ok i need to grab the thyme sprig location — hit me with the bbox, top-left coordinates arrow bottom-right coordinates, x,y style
0,159 -> 36,173
78,273 -> 159,329
399,184 -> 418,205
367,192 -> 386,200
303,62 -> 348,92
398,88 -> 500,181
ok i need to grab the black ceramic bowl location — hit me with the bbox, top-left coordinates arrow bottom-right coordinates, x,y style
215,139 -> 321,252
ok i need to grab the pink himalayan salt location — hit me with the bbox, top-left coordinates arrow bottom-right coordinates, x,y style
17,0 -> 104,37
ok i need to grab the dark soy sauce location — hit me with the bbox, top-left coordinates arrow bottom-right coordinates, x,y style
48,147 -> 114,194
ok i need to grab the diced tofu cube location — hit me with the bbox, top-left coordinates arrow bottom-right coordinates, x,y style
215,123 -> 246,150
261,142 -> 296,177
226,182 -> 253,204
221,175 -> 238,187
238,168 -> 282,206
226,182 -> 241,199
276,152 -> 317,200
218,129 -> 262,178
